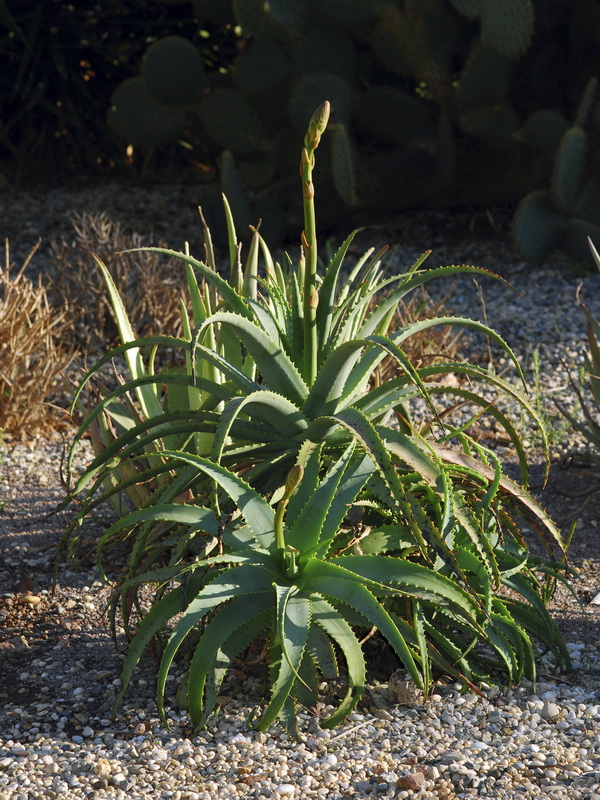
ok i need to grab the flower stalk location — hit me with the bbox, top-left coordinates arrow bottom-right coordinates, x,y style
275,464 -> 304,578
301,100 -> 330,386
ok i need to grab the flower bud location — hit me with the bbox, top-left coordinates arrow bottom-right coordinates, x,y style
304,101 -> 331,150
285,464 -> 304,497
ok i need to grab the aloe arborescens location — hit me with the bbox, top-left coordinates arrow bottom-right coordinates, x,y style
60,102 -> 572,734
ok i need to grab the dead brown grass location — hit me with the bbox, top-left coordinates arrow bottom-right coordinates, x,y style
49,212 -> 187,350
0,240 -> 76,437
374,286 -> 464,386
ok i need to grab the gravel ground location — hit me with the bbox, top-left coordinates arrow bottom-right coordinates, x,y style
1,182 -> 600,799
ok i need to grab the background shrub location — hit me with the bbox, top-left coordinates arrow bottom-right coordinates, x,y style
0,241 -> 75,436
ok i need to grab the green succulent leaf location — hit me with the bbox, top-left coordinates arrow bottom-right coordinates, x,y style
156,451 -> 276,550
186,593 -> 272,726
198,312 -> 309,406
310,595 -> 366,727
302,559 -> 424,690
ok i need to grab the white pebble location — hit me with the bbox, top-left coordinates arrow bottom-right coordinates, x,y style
274,784 -> 296,796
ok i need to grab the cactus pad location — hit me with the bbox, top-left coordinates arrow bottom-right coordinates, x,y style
331,124 -> 358,208
457,43 -> 512,109
322,0 -> 390,25
459,102 -> 519,137
436,112 -> 457,187
355,86 -> 435,145
574,178 -> 600,226
234,40 -> 291,93
293,26 -> 357,83
405,0 -> 444,11
551,127 -> 587,215
365,148 -> 438,210
528,43 -> 567,102
512,190 -> 567,262
371,7 -> 459,78
194,0 -> 234,24
481,0 -> 534,60
108,77 -> 188,148
220,151 -> 254,234
233,0 -> 306,40
448,0 -> 483,18
369,14 -> 410,76
593,100 -> 600,134
264,0 -> 310,26
238,153 -> 278,190
575,77 -> 598,129
200,88 -> 266,152
142,36 -> 206,106
288,72 -> 352,131
519,110 -> 569,162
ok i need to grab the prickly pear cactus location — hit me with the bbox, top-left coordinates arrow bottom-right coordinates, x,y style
233,0 -> 308,41
288,72 -> 352,131
448,0 -> 482,18
321,0 -> 390,25
104,0 -> 600,261
293,26 -> 357,82
459,102 -> 519,138
331,123 -> 358,207
566,218 -> 600,262
551,127 -> 587,215
355,87 -> 436,146
512,190 -> 568,262
575,77 -> 599,128
457,43 -> 512,109
519,110 -> 569,162
220,151 -> 253,233
141,36 -> 206,106
233,40 -> 291,93
481,0 -> 534,59
200,88 -> 266,152
108,77 -> 188,148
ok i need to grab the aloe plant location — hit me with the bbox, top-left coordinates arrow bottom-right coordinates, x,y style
556,237 -> 600,453
107,444 -> 568,736
59,102 -> 572,733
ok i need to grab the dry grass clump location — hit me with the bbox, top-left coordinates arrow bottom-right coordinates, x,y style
49,212 -> 187,351
374,287 -> 464,386
0,240 -> 76,437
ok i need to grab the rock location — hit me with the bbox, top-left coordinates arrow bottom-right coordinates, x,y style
396,771 -> 426,791
0,636 -> 29,652
541,702 -> 561,721
21,594 -> 41,605
274,784 -> 296,796
387,670 -> 424,705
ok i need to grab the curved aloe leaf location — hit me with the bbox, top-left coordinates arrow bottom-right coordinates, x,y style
359,265 -> 517,339
306,623 -> 339,678
184,592 -> 272,726
316,230 -> 358,345
327,555 -> 481,621
310,595 -> 366,728
287,443 -> 357,555
156,563 -> 274,719
113,570 -> 206,715
254,587 -> 311,731
212,391 -> 309,466
393,315 -> 526,385
94,256 -> 163,422
197,609 -> 272,728
196,312 -> 308,405
429,442 -> 567,559
157,450 -> 276,550
302,560 -> 424,690
125,246 -> 252,318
